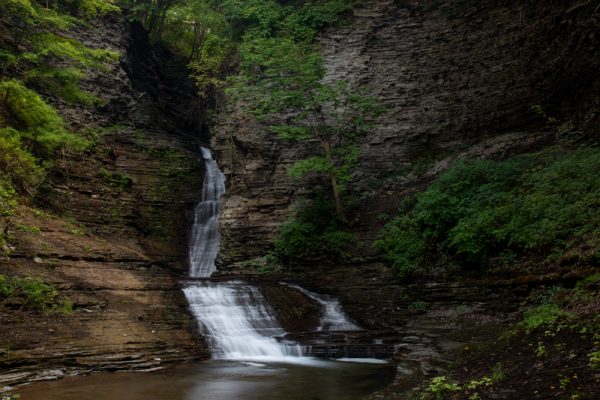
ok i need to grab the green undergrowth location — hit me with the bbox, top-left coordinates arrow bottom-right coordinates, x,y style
412,275 -> 600,399
0,274 -> 72,314
377,146 -> 600,278
0,0 -> 119,250
273,198 -> 355,266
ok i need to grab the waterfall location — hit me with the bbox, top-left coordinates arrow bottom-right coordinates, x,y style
184,281 -> 303,361
287,285 -> 360,331
188,147 -> 225,278
184,147 -> 304,361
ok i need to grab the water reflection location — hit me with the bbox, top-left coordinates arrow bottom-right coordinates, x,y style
18,360 -> 395,400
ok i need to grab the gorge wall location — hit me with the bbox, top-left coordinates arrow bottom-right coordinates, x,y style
0,15 -> 210,385
213,0 -> 600,267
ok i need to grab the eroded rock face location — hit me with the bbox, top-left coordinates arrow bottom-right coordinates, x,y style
213,0 -> 599,266
0,16 -> 210,385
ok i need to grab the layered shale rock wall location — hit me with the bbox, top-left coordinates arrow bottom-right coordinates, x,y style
0,16 -> 210,385
213,0 -> 600,267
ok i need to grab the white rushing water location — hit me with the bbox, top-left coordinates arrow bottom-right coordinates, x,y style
184,281 -> 304,361
188,147 -> 226,278
184,147 -> 308,362
287,284 -> 360,331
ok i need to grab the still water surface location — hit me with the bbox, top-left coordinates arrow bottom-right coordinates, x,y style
18,360 -> 396,400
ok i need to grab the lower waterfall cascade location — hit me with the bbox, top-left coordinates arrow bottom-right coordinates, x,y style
184,281 -> 303,361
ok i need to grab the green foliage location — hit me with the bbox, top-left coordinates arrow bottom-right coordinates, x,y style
466,363 -> 504,389
1,393 -> 20,400
229,36 -> 323,111
221,0 -> 283,38
589,351 -> 600,369
0,80 -> 88,157
423,376 -> 461,400
522,303 -> 571,333
230,32 -> 382,219
65,0 -> 120,17
99,168 -> 132,191
26,67 -> 102,106
15,223 -> 41,233
282,0 -> 359,42
19,32 -> 119,106
129,0 -> 362,107
0,180 -> 17,218
188,34 -> 234,99
375,211 -> 427,278
0,274 -> 72,313
377,147 -> 600,276
0,128 -> 45,194
0,0 -> 119,105
273,200 -> 354,265
0,179 -> 17,252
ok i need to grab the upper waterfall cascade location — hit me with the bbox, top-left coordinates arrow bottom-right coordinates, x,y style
188,147 -> 226,278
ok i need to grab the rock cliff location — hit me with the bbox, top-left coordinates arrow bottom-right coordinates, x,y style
214,0 -> 599,267
0,15 -> 210,385
210,2 -> 599,396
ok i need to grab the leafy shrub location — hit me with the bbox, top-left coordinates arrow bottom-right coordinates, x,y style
0,179 -> 17,252
0,180 -> 17,218
0,274 -> 72,313
99,168 -> 132,191
423,376 -> 462,400
282,0 -> 359,42
589,351 -> 600,369
0,128 -> 45,194
274,199 -> 354,265
377,147 -> 600,276
522,303 -> 570,332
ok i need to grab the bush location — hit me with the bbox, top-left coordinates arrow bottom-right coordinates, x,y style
423,376 -> 462,400
0,274 -> 72,313
0,179 -> 17,218
522,303 -> 570,332
0,128 -> 45,194
0,179 -> 17,253
274,199 -> 354,265
377,147 -> 600,275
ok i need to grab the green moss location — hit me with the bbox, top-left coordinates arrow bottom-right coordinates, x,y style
26,67 -> 103,106
0,80 -> 88,157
